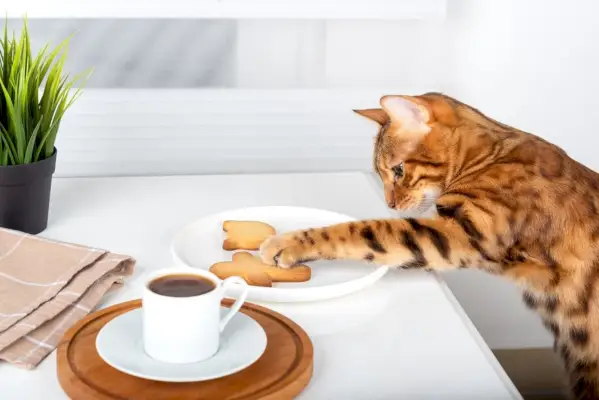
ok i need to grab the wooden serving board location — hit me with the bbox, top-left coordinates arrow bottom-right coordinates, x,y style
57,299 -> 313,400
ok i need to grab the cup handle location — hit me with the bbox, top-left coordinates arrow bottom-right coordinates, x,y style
219,276 -> 249,332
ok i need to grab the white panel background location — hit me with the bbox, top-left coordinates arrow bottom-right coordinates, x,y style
53,89 -> 393,177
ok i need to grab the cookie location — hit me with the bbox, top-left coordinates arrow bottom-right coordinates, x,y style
222,220 -> 276,251
209,252 -> 311,287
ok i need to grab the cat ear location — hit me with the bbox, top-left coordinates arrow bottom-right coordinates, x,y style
379,95 -> 431,134
352,108 -> 389,126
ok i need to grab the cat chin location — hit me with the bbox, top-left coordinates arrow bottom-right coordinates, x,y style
390,204 -> 431,218
415,189 -> 440,216
392,198 -> 437,218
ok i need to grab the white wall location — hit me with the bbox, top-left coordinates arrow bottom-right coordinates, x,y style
9,19 -> 238,88
440,0 -> 599,349
16,18 -> 444,90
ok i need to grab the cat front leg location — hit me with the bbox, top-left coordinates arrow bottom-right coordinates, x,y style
260,217 -> 503,271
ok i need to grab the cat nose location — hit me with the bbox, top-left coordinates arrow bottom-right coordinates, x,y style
387,199 -> 396,209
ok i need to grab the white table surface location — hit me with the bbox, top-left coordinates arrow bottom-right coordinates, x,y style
0,172 -> 522,400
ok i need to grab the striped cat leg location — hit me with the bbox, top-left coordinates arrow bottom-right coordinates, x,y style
260,217 -> 502,270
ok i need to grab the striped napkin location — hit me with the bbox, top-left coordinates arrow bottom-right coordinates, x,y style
0,228 -> 135,369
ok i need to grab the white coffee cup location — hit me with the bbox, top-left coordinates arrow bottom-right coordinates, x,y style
142,267 -> 249,364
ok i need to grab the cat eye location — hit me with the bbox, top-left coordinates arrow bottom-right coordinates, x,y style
392,162 -> 404,180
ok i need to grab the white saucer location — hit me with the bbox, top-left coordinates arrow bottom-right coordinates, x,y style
96,307 -> 267,382
171,206 -> 390,303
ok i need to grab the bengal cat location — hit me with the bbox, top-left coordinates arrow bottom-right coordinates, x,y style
259,92 -> 599,399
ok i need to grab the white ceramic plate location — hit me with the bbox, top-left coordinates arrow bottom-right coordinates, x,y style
96,307 -> 267,382
171,206 -> 389,303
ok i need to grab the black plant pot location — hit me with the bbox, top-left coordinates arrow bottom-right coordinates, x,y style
0,148 -> 57,234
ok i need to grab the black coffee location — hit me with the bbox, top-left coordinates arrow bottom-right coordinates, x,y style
148,274 -> 216,297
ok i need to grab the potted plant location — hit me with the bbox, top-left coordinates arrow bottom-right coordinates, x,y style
0,18 -> 91,234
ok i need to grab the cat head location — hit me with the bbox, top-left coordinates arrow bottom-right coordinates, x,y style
354,93 -> 459,212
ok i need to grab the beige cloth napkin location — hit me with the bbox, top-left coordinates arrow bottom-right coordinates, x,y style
0,228 -> 135,369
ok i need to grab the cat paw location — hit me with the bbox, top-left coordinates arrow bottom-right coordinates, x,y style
259,232 -> 313,268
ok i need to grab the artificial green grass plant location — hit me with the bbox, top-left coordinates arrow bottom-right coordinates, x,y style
0,18 -> 91,166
